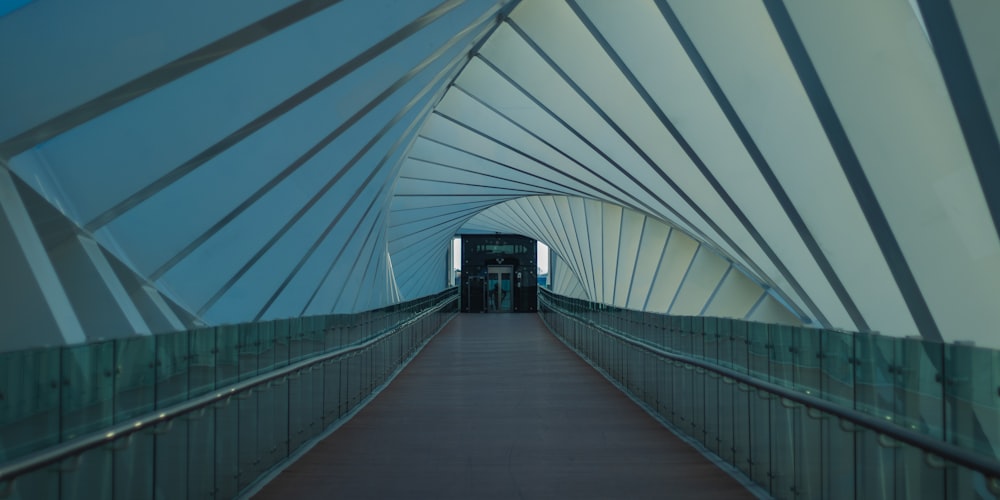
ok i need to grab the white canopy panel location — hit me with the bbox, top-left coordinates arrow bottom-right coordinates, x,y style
461,196 -> 800,325
0,0 -> 997,346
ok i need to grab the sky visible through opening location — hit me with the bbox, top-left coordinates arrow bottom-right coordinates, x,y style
0,0 -> 31,17
452,238 -> 549,275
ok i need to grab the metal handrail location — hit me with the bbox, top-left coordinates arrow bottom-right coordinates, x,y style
0,294 -> 457,484
539,295 -> 1000,480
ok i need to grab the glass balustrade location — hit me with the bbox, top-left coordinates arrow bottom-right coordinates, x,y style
0,289 -> 458,500
538,288 -> 1000,500
5,287 -> 997,499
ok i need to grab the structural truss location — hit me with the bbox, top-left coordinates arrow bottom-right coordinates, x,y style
1,0 -> 998,347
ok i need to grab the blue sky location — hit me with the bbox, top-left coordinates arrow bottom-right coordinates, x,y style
0,0 -> 31,17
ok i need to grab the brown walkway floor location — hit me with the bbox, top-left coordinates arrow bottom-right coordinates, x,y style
253,313 -> 752,499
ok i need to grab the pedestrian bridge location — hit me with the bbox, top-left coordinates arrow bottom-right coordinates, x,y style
2,289 -> 997,499
255,312 -> 749,499
2,1 -> 1000,498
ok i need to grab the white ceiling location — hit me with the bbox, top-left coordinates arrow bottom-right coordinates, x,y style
1,0 -> 998,344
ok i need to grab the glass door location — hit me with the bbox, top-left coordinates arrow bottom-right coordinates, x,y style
487,266 -> 513,312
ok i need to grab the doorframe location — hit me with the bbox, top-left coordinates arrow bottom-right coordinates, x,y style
486,265 -> 514,312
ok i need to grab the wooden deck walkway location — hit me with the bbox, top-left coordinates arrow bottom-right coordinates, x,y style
253,313 -> 752,499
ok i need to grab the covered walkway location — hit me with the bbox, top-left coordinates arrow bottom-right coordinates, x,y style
3,2 -> 999,497
254,313 -> 750,499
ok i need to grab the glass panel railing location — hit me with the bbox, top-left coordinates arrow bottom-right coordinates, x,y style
155,330 -> 189,409
0,347 -> 60,463
538,288 -> 1000,499
0,288 -> 459,500
114,336 -> 156,423
946,341 -> 1000,498
61,341 -> 115,441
